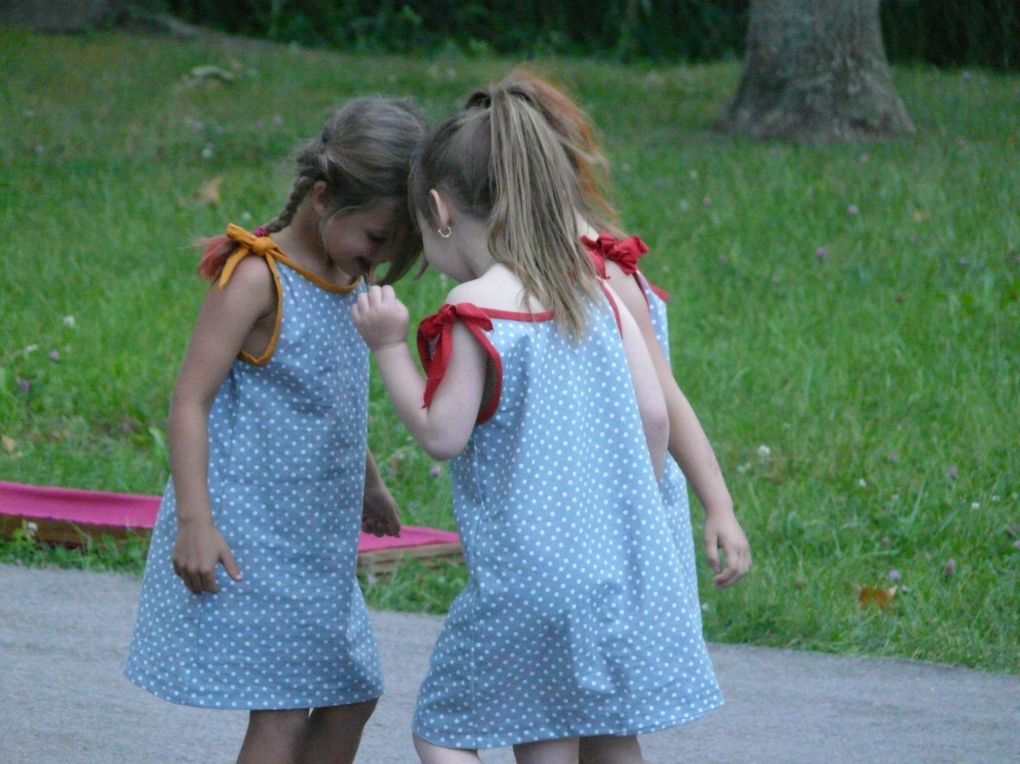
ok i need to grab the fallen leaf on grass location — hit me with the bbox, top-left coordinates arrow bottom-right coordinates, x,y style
1,435 -> 17,454
194,176 -> 222,206
185,65 -> 235,86
859,585 -> 898,610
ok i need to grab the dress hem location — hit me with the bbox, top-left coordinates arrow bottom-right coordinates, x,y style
124,668 -> 383,711
412,694 -> 724,750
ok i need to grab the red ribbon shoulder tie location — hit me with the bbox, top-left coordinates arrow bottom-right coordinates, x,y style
417,303 -> 495,408
580,234 -> 649,276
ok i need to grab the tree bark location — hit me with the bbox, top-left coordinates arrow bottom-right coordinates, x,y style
718,0 -> 915,144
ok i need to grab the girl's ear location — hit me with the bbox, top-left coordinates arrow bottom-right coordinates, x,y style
429,189 -> 452,231
309,180 -> 332,218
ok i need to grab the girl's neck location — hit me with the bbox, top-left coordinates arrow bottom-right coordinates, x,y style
270,212 -> 355,286
446,215 -> 496,282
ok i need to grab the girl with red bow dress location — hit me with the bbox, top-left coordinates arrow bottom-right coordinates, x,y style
353,83 -> 726,763
474,71 -> 752,605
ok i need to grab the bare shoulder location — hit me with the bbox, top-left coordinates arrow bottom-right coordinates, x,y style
445,265 -> 533,312
603,260 -> 650,322
444,278 -> 488,307
214,256 -> 276,315
603,258 -> 629,282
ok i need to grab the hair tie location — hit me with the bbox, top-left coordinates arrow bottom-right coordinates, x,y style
466,90 -> 492,109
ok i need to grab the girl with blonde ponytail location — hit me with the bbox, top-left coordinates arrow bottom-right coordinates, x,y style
472,70 -> 754,763
125,97 -> 427,763
354,86 -> 717,763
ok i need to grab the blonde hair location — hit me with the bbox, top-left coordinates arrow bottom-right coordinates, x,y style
411,86 -> 601,339
468,67 -> 621,238
201,97 -> 428,284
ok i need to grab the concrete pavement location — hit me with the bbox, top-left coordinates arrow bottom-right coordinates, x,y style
1,564 -> 1017,763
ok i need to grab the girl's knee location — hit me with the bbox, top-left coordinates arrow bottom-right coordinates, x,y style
248,708 -> 309,735
309,697 -> 378,729
513,737 -> 579,764
413,733 -> 482,764
578,735 -> 643,764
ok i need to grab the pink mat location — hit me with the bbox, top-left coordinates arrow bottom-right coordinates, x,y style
0,481 -> 458,551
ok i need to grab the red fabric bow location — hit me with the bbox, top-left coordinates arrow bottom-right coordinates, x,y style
580,234 -> 649,276
417,303 -> 494,407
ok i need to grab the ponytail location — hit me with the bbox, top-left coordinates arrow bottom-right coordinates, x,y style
411,87 -> 601,339
469,68 -> 621,238
487,89 -> 601,339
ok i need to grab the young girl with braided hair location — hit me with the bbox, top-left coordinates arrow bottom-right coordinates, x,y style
353,85 -> 723,763
125,97 -> 427,763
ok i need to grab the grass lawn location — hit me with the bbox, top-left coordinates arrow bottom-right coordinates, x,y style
1,29 -> 1017,673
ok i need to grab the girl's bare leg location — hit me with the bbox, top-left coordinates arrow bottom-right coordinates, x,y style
513,737 -> 580,764
413,734 -> 483,764
237,708 -> 309,764
300,699 -> 379,764
578,735 -> 644,764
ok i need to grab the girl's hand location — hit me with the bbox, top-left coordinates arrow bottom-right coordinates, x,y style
703,510 -> 751,589
362,485 -> 402,537
352,285 -> 409,351
172,518 -> 242,595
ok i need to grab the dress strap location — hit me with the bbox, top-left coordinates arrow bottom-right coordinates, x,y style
599,283 -> 624,336
218,224 -> 287,289
582,233 -> 671,304
417,303 -> 502,423
581,233 -> 649,276
219,224 -> 361,294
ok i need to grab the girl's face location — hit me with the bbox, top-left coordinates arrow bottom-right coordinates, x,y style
321,198 -> 399,278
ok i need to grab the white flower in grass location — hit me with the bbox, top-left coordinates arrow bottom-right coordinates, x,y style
62,315 -> 76,328
756,444 -> 771,459
858,478 -> 867,488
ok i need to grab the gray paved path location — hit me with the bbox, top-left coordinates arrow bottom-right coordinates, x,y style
1,564 -> 1017,763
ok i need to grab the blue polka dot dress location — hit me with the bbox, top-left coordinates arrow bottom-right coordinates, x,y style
411,295 -> 723,749
125,229 -> 382,710
583,234 -> 703,564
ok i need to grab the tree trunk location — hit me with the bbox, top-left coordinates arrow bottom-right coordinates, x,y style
718,0 -> 915,144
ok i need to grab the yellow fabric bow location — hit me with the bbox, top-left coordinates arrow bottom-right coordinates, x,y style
218,224 -> 285,289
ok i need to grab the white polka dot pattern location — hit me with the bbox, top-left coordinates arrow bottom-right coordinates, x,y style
124,264 -> 383,710
412,299 -> 722,749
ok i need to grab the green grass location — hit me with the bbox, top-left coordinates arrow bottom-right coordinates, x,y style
1,30 -> 1017,673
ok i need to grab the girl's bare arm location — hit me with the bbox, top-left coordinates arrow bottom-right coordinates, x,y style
353,286 -> 486,461
169,257 -> 275,593
605,262 -> 751,587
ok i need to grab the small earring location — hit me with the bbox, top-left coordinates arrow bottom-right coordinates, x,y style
438,226 -> 452,239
